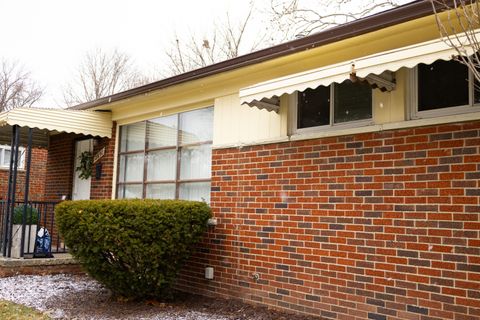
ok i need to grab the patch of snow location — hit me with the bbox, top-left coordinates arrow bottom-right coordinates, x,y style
0,274 -> 230,320
0,274 -> 100,311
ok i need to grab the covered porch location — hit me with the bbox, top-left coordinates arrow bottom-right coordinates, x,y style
0,108 -> 113,259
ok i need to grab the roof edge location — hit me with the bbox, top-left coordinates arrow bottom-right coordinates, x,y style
72,0 -> 447,111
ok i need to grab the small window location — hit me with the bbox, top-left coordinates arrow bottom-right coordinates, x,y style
334,80 -> 372,123
0,145 -> 25,169
297,86 -> 330,129
413,59 -> 480,117
297,79 -> 372,130
418,60 -> 469,111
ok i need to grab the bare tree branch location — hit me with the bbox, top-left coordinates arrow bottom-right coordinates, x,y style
430,0 -> 480,82
163,0 -> 410,76
270,0 -> 405,40
0,59 -> 43,112
64,48 -> 149,106
164,3 -> 264,76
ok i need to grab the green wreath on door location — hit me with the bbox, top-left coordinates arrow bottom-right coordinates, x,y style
76,151 -> 93,180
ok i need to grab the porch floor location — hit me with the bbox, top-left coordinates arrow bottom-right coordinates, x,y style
0,253 -> 84,277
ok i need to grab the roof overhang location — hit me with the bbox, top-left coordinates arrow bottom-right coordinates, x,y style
0,108 -> 113,147
69,1 -> 453,112
239,31 -> 477,109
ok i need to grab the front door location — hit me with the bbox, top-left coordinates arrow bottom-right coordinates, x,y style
72,139 -> 93,200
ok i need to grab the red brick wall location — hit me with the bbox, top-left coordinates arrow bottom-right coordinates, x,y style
177,121 -> 480,320
0,148 -> 47,201
0,263 -> 84,277
90,124 -> 116,200
44,133 -> 79,201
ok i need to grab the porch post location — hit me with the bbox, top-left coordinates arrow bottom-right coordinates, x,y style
2,126 -> 16,256
3,125 -> 20,257
6,125 -> 20,258
20,128 -> 33,257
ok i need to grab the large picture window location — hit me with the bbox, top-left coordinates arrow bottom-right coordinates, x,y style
117,107 -> 213,202
296,79 -> 372,130
412,59 -> 480,117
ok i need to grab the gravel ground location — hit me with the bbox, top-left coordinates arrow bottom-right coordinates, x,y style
0,274 -> 320,320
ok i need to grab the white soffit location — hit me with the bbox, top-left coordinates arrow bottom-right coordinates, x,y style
0,108 -> 113,138
239,32 -> 478,105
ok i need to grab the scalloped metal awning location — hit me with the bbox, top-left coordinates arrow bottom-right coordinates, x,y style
239,33 -> 476,112
0,108 -> 112,147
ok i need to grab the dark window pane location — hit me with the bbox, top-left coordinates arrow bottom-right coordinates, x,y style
334,80 -> 372,124
297,86 -> 330,129
418,60 -> 469,111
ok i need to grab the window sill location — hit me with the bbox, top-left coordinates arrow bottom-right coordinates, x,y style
292,112 -> 480,141
411,104 -> 480,120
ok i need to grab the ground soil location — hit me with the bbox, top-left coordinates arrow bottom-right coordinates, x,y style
0,274 -> 322,319
48,283 -> 322,319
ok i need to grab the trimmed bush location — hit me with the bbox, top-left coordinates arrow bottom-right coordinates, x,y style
12,205 -> 39,225
55,199 -> 211,299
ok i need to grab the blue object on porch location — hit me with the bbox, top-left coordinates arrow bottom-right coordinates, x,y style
34,227 -> 53,258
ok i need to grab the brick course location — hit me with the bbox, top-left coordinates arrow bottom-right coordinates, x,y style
0,148 -> 47,201
90,124 -> 116,200
176,121 -> 480,320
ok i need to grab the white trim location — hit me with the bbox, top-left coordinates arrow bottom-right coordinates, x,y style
213,112 -> 480,149
111,122 -> 120,200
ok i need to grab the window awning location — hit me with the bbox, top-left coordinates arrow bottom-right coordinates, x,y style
239,33 -> 476,109
0,108 -> 113,147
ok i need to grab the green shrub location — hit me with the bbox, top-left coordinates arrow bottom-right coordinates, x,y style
55,199 -> 211,299
12,205 -> 39,225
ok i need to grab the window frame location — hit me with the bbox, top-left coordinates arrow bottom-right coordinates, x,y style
290,82 -> 375,135
0,145 -> 25,170
409,62 -> 480,119
116,108 -> 213,201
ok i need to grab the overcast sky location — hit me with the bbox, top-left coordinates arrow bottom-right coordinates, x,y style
0,0 -> 259,107
0,0 -> 413,108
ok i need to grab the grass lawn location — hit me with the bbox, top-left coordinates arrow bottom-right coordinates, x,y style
0,300 -> 50,319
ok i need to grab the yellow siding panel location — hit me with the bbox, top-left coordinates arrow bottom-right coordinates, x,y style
213,94 -> 287,146
373,69 -> 408,124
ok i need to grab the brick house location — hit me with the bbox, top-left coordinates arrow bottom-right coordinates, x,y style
1,1 -> 479,319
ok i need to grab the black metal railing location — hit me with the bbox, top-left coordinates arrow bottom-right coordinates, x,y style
0,200 -> 67,257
